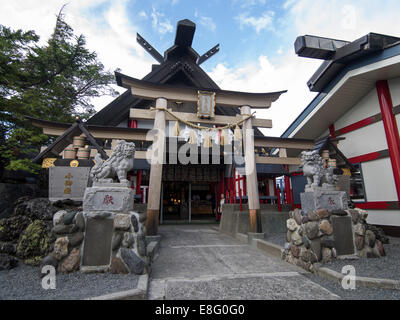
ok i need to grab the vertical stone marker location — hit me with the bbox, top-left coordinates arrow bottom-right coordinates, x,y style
82,218 -> 114,267
331,216 -> 355,256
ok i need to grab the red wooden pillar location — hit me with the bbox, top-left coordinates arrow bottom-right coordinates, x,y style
136,171 -> 142,195
128,119 -> 138,128
233,169 -> 237,204
284,175 -> 291,205
376,80 -> 400,203
239,184 -> 243,212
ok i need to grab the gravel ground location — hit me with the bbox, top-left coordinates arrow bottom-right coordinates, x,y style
264,233 -> 400,299
265,232 -> 286,247
303,273 -> 400,300
322,237 -> 400,281
0,264 -> 139,300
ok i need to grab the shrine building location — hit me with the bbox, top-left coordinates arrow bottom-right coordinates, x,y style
283,33 -> 400,236
31,19 -> 330,236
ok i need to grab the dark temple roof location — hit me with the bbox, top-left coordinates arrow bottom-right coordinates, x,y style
295,33 -> 400,92
87,19 -> 241,128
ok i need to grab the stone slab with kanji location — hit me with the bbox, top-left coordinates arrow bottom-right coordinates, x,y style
49,166 -> 91,202
300,190 -> 348,213
83,186 -> 134,213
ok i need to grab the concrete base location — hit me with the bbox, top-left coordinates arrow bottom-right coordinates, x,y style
248,232 -> 265,245
219,204 -> 290,238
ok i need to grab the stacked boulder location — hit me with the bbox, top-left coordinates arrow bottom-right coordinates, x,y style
45,209 -> 148,274
282,207 -> 386,272
350,209 -> 387,258
45,210 -> 85,273
109,212 -> 148,274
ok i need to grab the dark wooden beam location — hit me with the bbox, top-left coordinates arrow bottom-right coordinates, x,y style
198,44 -> 220,65
136,33 -> 164,63
174,19 -> 195,48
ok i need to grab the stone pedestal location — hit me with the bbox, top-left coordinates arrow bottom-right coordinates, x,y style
80,184 -> 148,274
300,189 -> 348,213
299,187 -> 356,258
83,184 -> 134,213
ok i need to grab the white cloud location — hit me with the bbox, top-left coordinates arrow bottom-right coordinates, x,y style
236,11 -> 274,34
234,0 -> 267,8
287,0 -> 400,41
207,53 -> 320,137
138,10 -> 147,19
199,16 -> 216,32
151,6 -> 173,35
212,0 -> 400,137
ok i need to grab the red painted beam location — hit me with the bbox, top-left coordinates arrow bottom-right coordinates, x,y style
376,80 -> 400,203
355,202 -> 389,210
348,151 -> 381,164
336,116 -> 376,136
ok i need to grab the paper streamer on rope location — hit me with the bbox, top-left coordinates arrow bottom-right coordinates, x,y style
234,124 -> 242,141
173,121 -> 180,137
203,132 -> 212,148
189,129 -> 197,145
221,129 -> 228,146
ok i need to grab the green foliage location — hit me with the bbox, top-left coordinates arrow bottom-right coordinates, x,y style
16,219 -> 50,265
0,6 -> 118,174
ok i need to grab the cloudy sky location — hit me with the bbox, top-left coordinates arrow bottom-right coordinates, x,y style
2,0 -> 400,136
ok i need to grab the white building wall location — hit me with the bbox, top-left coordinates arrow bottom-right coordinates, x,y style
332,86 -> 400,226
367,210 -> 400,226
336,121 -> 388,158
334,89 -> 381,130
361,158 -> 397,201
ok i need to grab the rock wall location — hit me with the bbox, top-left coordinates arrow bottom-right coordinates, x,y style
282,208 -> 387,272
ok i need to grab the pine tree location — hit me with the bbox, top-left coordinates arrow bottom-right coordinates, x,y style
0,6 -> 117,174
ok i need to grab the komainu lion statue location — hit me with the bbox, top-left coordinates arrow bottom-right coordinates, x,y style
90,140 -> 135,184
300,150 -> 337,191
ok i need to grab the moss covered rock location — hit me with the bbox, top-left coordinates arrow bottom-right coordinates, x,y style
14,198 -> 57,221
0,215 -> 32,242
16,220 -> 51,265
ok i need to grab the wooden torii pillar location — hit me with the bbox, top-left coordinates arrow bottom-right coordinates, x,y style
146,97 -> 167,236
241,105 -> 261,233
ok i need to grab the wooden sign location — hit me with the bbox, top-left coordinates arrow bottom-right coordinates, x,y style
197,91 -> 215,119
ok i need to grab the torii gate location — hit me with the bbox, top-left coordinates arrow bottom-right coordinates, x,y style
116,73 -> 289,236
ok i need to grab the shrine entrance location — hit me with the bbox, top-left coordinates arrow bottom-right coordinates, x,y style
160,181 -> 217,223
160,164 -> 221,223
